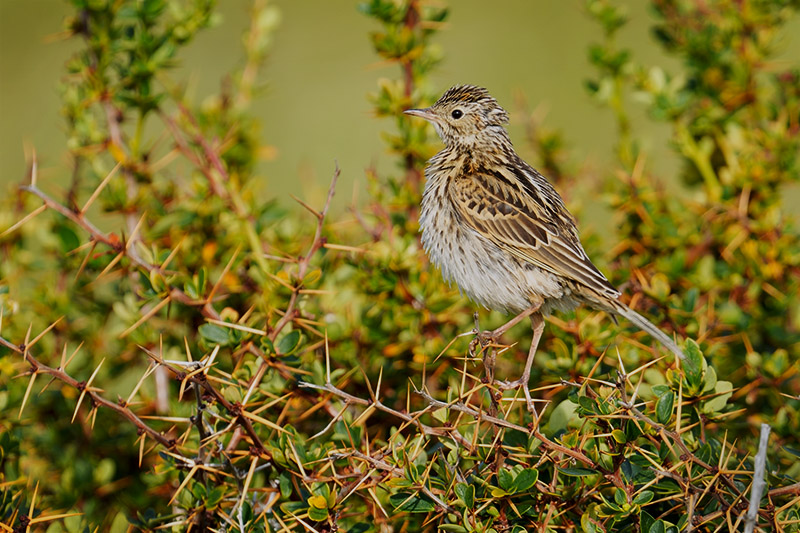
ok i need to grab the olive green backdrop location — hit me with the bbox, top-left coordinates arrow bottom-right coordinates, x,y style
1,1 -> 798,205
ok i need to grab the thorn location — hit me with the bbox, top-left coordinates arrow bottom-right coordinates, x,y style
74,241 -> 97,281
63,341 -> 84,370
126,211 -> 148,250
184,336 -> 193,362
290,194 -> 323,220
28,480 -> 40,517
23,323 -> 32,349
120,296 -> 171,339
376,366 -> 383,400
27,317 -> 64,350
95,252 -> 123,281
29,149 -> 38,188
81,162 -> 122,214
0,204 -> 48,239
325,332 -> 331,385
160,235 -> 186,270
71,358 -> 105,423
616,347 -> 627,378
18,371 -> 38,419
207,245 -> 241,304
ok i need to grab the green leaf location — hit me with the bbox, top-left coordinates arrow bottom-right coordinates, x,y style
577,395 -> 596,414
454,483 -> 474,508
649,520 -> 666,533
277,330 -> 301,354
614,488 -> 626,505
279,473 -> 292,498
702,365 -> 718,393
198,323 -> 231,346
94,458 -> 115,485
439,526 -> 468,533
280,501 -> 306,514
656,390 -> 674,424
490,487 -> 510,498
389,492 -> 436,513
260,337 -> 275,355
206,487 -> 224,509
308,505 -> 328,522
55,224 -> 80,252
702,381 -> 733,413
548,399 -> 578,434
197,267 -> 206,295
641,511 -> 656,533
497,469 -> 514,491
109,512 -> 129,533
783,446 -> 800,459
223,386 -> 242,403
633,490 -> 654,505
184,280 -> 199,299
652,384 -> 671,397
513,469 -> 538,493
683,339 -> 704,390
582,512 -> 598,533
611,429 -> 627,444
559,467 -> 596,477
308,495 -> 327,509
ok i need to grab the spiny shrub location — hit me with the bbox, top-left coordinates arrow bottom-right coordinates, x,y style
0,0 -> 798,531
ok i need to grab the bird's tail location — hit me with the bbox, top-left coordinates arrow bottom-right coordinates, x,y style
611,302 -> 685,361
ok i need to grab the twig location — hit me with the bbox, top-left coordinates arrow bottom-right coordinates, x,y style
414,388 -> 595,467
21,184 -> 156,275
298,380 -> 471,448
347,450 -> 455,513
744,423 -> 771,533
271,164 -> 339,337
617,375 -> 749,504
6,336 -> 175,450
242,165 -> 341,406
768,482 -> 800,497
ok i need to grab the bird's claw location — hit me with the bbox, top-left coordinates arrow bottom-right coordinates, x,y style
477,329 -> 498,347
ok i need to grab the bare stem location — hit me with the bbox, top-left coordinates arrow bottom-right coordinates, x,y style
744,423 -> 771,533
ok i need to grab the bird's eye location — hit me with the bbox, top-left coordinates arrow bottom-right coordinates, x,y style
451,109 -> 463,119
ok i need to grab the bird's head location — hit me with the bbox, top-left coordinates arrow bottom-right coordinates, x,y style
404,85 -> 510,149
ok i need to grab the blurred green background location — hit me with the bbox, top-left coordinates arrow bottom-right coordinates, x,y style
1,0 -> 798,204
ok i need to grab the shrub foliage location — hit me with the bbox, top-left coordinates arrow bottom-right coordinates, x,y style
1,0 -> 799,531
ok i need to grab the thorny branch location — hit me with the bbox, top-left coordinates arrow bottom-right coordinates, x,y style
413,388 -> 596,468
2,336 -> 174,449
299,380 -> 471,449
8,155 -> 342,463
620,388 -> 751,501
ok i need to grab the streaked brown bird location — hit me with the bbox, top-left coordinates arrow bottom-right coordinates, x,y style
405,84 -> 684,412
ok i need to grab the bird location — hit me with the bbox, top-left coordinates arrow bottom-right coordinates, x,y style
404,84 -> 684,412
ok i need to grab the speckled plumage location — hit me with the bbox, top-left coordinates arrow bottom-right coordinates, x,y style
405,85 -> 684,374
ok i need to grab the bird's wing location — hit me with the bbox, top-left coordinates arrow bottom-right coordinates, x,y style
449,165 -> 620,298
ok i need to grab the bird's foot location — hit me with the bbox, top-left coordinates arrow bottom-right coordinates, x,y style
476,328 -> 500,348
470,312 -> 498,350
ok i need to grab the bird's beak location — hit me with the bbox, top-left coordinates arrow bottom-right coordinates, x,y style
403,107 -> 438,123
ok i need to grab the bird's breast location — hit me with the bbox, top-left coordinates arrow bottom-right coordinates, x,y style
419,170 -> 571,314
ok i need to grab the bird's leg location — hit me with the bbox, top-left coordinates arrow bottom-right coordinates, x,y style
477,306 -> 537,346
498,312 -> 545,415
470,312 -> 497,385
